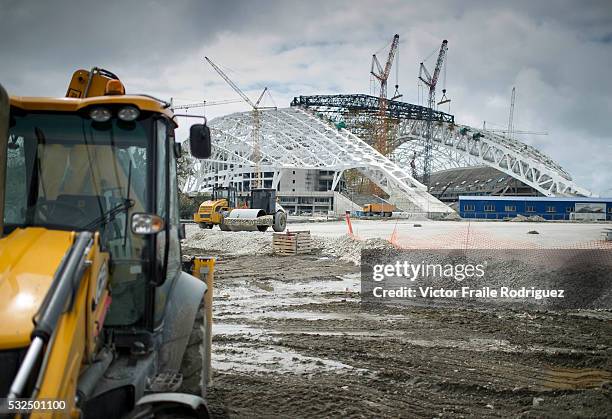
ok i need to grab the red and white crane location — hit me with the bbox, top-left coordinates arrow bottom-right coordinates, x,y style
418,39 -> 448,188
370,34 -> 400,156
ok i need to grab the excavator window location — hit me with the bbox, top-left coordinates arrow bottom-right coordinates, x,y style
4,110 -> 155,324
5,111 -> 149,231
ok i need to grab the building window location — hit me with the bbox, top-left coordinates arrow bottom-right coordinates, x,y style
526,206 -> 535,212
464,204 -> 475,212
292,179 -> 295,184
504,205 -> 516,212
484,204 -> 495,212
608,207 -> 612,213
292,170 -> 295,175
546,206 -> 556,213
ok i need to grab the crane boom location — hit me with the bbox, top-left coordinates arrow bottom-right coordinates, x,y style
430,41 -> 448,95
172,98 -> 243,110
507,86 -> 516,139
205,56 -> 257,109
370,34 -> 400,98
382,35 -> 399,82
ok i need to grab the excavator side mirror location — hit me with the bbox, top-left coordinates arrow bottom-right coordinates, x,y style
189,124 -> 211,159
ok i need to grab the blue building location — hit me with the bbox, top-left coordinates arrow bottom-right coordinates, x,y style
458,196 -> 612,221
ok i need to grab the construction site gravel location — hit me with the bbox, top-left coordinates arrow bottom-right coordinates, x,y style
181,221 -> 612,418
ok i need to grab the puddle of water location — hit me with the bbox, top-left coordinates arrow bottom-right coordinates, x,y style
213,274 -> 361,319
213,342 -> 362,374
222,311 -> 353,321
213,322 -> 267,337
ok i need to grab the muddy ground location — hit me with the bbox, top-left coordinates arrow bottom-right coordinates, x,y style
180,238 -> 612,418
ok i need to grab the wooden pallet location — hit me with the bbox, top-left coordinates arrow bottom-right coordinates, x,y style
272,230 -> 314,255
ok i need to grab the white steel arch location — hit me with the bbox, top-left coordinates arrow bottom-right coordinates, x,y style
392,119 -> 591,197
185,107 -> 453,214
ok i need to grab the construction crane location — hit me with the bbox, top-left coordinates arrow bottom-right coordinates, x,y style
370,34 -> 400,156
507,86 -> 516,139
482,87 -> 548,136
418,39 -> 448,189
204,56 -> 270,188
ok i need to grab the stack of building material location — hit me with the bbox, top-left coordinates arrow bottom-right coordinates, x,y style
272,230 -> 313,255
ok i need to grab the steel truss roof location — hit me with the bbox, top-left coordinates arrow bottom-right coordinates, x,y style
185,107 -> 453,214
294,94 -> 591,197
291,94 -> 454,123
392,120 -> 591,197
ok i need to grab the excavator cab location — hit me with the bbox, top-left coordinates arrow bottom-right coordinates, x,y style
0,71 -> 213,418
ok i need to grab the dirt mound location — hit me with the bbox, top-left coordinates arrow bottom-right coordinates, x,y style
184,226 -> 395,263
314,234 -> 395,264
183,228 -> 272,256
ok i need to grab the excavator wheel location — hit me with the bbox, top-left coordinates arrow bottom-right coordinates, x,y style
272,211 -> 287,232
199,223 -> 213,229
219,223 -> 231,231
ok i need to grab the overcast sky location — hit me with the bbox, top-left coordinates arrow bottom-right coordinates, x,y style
1,0 -> 611,195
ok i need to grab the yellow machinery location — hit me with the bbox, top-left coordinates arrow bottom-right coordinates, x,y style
194,186 -> 287,232
0,68 -> 214,418
194,186 -> 237,231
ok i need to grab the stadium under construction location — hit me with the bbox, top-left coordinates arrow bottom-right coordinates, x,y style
184,93 -> 593,217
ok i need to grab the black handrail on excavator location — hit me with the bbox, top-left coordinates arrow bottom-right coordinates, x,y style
7,231 -> 94,400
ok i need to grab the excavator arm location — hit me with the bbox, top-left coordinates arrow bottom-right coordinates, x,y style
5,231 -> 111,418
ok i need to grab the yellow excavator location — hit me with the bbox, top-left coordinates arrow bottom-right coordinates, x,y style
0,68 -> 214,418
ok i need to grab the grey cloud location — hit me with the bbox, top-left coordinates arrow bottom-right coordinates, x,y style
1,0 -> 610,194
